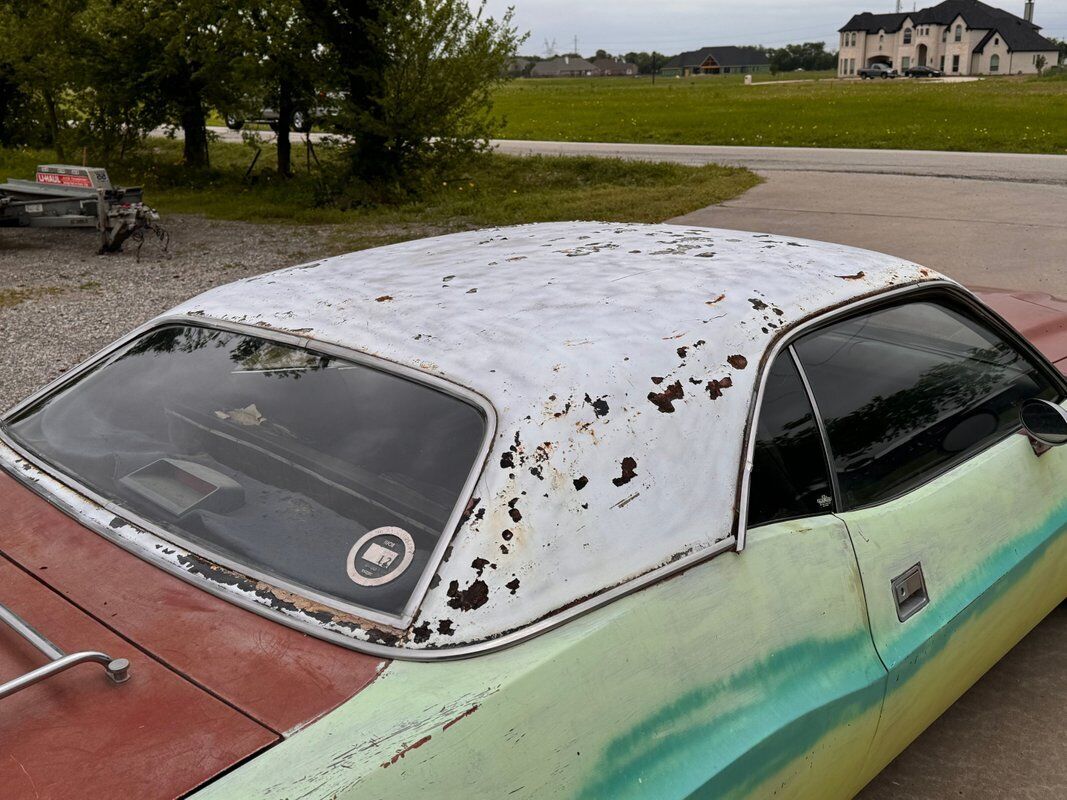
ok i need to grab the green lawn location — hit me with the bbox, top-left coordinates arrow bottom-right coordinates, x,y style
0,139 -> 759,247
494,75 -> 1067,153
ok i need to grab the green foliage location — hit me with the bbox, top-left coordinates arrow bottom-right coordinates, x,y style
766,43 -> 838,73
494,76 -> 1067,154
622,52 -> 670,75
301,0 -> 522,197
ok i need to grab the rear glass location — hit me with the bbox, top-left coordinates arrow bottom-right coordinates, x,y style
3,325 -> 487,619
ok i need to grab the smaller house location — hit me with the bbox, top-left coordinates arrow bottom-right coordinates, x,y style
660,46 -> 771,77
507,57 -> 533,77
530,56 -> 598,78
592,57 -> 640,76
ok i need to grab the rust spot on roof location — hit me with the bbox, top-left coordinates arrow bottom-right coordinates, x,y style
446,579 -> 489,611
612,457 -> 638,487
706,294 -> 726,306
505,578 -> 520,595
375,295 -> 393,302
837,271 -> 866,280
727,354 -> 748,370
647,380 -> 684,413
573,475 -> 589,491
706,376 -> 734,400
437,619 -> 455,636
749,298 -> 768,311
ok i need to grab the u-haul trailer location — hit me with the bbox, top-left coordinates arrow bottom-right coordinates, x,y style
0,165 -> 162,253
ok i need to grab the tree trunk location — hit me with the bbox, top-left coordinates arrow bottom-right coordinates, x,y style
277,75 -> 293,177
180,100 -> 210,168
43,90 -> 64,161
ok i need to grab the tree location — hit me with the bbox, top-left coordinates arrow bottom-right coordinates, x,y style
238,0 -> 331,176
767,42 -> 837,73
1035,54 -> 1047,75
300,0 -> 521,192
623,51 -> 668,75
134,0 -> 252,167
0,0 -> 90,158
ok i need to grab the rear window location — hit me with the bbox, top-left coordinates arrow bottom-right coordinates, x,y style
3,325 -> 487,621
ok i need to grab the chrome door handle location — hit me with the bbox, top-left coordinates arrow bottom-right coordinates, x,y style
891,563 -> 929,622
0,601 -> 130,701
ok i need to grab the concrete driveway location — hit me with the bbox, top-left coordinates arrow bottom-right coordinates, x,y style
670,170 -> 1067,293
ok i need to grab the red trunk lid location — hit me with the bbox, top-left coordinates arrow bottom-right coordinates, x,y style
0,471 -> 387,799
975,288 -> 1067,372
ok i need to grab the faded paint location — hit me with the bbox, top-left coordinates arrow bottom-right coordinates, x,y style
159,222 -> 940,649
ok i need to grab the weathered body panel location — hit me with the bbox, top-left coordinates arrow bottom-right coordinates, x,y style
842,421 -> 1067,779
193,515 -> 888,800
974,288 -> 1067,366
0,556 -> 277,799
0,471 -> 386,735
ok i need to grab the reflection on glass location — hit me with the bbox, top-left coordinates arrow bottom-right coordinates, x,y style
748,354 -> 834,527
5,325 -> 486,618
795,301 -> 1057,508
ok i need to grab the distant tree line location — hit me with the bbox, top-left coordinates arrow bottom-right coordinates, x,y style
0,0 -> 521,198
525,42 -> 838,76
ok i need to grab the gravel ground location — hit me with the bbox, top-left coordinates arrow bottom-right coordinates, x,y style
0,216 -> 335,411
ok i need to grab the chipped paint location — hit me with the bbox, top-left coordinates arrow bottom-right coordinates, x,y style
1,223 -> 947,653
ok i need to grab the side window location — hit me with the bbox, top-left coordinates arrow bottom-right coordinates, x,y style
794,299 -> 1059,509
747,354 -> 834,527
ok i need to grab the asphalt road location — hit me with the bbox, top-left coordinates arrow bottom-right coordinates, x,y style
492,139 -> 1067,185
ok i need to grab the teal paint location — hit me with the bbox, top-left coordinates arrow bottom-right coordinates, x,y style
578,632 -> 886,800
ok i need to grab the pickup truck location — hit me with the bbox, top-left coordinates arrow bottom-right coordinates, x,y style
858,63 -> 898,79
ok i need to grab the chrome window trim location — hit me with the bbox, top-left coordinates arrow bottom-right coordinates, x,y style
0,314 -> 498,631
737,280 -> 1067,548
788,344 -> 843,512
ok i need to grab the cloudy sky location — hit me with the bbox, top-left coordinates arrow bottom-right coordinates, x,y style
481,0 -> 1067,56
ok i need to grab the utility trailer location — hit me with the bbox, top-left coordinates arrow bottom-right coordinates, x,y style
0,165 -> 162,253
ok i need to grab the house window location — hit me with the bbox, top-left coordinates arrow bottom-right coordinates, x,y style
942,28 -> 948,43
902,56 -> 911,70
904,28 -> 912,44
940,55 -> 946,71
994,37 -> 999,45
990,54 -> 1000,73
955,25 -> 963,42
850,58 -> 856,75
851,32 -> 857,46
952,54 -> 960,72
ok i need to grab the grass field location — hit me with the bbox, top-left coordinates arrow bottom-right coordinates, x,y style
494,74 -> 1067,153
0,139 -> 759,248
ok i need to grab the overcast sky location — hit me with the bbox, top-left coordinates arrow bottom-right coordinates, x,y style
481,0 -> 1067,56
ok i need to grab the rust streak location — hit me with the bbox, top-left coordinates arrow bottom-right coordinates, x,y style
381,735 -> 432,768
442,705 -> 480,732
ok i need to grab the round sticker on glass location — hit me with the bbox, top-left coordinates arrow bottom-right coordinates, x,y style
347,527 -> 415,587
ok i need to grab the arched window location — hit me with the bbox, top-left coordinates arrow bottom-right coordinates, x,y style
989,54 -> 1000,73
904,28 -> 912,44
955,25 -> 963,42
851,32 -> 857,46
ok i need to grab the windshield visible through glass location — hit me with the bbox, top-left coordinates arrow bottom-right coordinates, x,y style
4,325 -> 487,619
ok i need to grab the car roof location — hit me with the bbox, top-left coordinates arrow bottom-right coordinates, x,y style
169,222 -> 945,651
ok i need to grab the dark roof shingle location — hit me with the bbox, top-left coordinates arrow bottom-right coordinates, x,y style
663,46 -> 769,70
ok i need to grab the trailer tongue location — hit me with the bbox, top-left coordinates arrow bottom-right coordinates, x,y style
0,164 -> 163,253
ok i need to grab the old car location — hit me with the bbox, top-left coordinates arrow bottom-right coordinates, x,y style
1,223 -> 1065,799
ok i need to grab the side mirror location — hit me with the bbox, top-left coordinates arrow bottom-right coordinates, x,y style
1020,399 -> 1067,447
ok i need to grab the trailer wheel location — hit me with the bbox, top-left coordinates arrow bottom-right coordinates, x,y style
293,111 -> 313,134
225,115 -> 245,131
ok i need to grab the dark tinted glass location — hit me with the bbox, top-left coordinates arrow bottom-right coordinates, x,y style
747,354 -> 835,527
5,325 -> 486,618
794,300 -> 1058,509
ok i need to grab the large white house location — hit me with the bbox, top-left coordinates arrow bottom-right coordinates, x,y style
838,1 -> 1060,77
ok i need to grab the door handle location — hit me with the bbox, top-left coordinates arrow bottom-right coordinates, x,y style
891,563 -> 929,622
